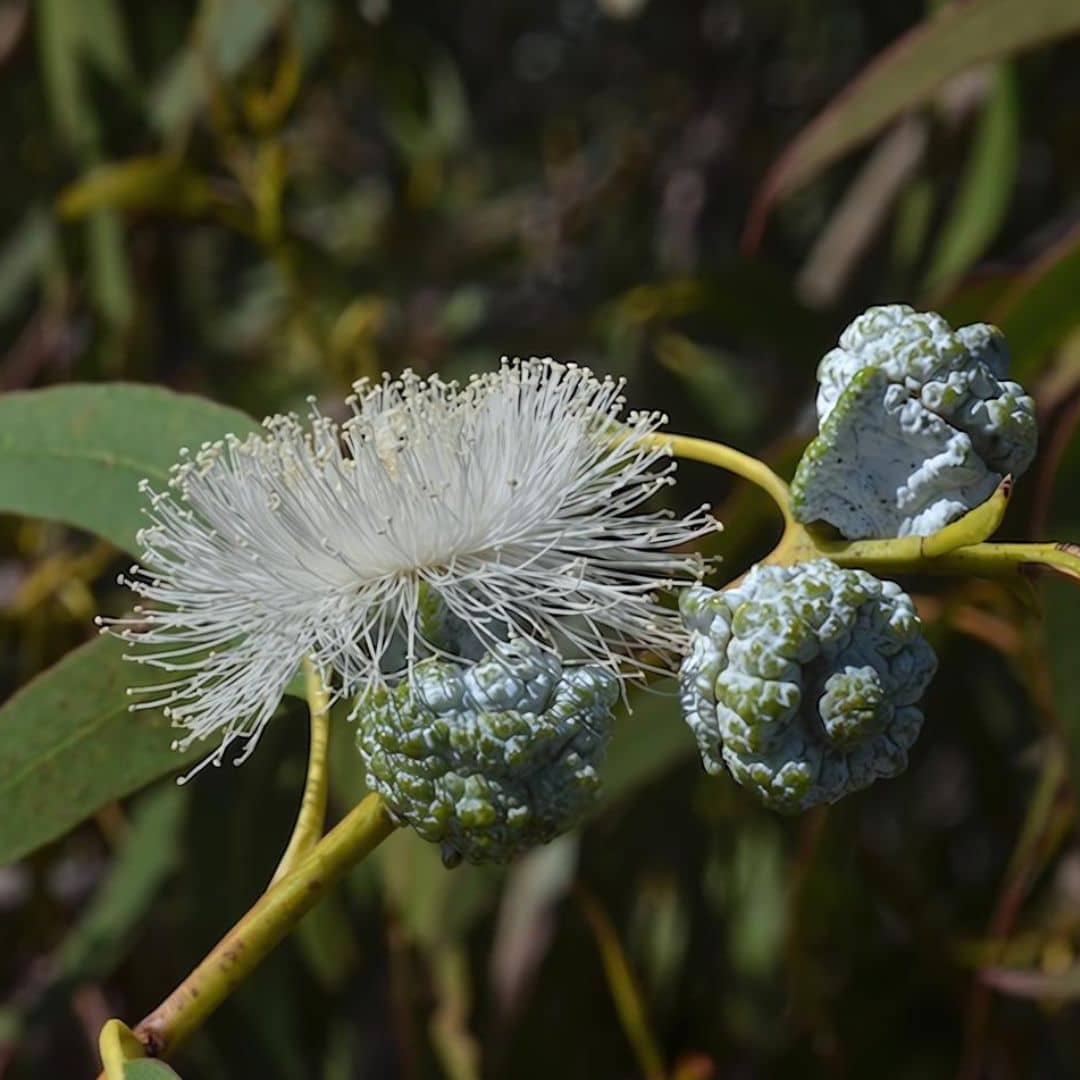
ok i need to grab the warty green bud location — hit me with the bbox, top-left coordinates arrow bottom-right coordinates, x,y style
678,559 -> 937,813
356,639 -> 618,866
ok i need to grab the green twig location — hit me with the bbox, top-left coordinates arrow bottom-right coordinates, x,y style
96,794 -> 397,1073
648,431 -> 794,527
271,658 -> 332,884
659,433 -> 1080,587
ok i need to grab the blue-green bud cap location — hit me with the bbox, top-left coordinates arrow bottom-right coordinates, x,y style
356,640 -> 619,866
678,559 -> 937,813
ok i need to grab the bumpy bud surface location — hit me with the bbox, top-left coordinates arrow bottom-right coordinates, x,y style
357,640 -> 618,866
791,304 -> 1036,539
678,560 -> 937,813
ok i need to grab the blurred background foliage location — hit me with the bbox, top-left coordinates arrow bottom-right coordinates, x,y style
2,1 -> 1080,1077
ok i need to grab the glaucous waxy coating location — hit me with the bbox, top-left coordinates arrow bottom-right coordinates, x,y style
791,304 -> 1036,539
678,560 -> 937,813
356,640 -> 618,866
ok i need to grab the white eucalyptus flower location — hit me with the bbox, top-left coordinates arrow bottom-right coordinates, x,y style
101,359 -> 716,774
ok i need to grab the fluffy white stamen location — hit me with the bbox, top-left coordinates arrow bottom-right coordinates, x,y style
101,358 -> 718,773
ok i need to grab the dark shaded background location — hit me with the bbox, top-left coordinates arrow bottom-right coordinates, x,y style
3,2 -> 1080,1077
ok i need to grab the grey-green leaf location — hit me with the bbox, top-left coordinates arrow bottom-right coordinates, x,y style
123,1061 -> 184,1079
0,383 -> 259,554
0,635 -> 202,866
0,633 -> 308,867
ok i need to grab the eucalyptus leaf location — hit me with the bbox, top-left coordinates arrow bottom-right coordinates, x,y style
54,782 -> 187,982
0,633 -> 309,868
150,0 -> 292,135
994,225 -> 1080,377
0,383 -> 258,554
922,65 -> 1020,298
123,1060 -> 184,1079
0,635 -> 201,866
745,0 -> 1080,247
0,208 -> 56,324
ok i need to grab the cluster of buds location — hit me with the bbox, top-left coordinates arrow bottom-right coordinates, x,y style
109,306 -> 1039,856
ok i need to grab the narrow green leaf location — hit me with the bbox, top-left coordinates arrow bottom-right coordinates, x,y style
745,0 -> 1080,248
0,635 -> 201,866
36,0 -> 94,150
0,642 -> 308,868
58,157 -> 222,221
86,208 -> 134,331
0,208 -> 56,324
922,65 -> 1020,298
149,0 -> 292,135
993,225 -> 1080,377
0,383 -> 258,554
54,782 -> 187,982
78,0 -> 135,88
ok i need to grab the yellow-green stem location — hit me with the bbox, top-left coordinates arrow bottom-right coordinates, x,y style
97,794 -> 396,1069
271,658 -> 332,883
829,540 -> 1080,584
647,431 -> 794,526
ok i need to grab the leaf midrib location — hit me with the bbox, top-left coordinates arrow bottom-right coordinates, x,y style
0,443 -> 172,486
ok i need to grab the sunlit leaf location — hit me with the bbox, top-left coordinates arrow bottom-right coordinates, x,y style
993,224 -> 1080,377
922,65 -> 1020,298
744,0 -> 1080,249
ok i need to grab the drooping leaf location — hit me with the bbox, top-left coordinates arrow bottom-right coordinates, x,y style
0,208 -> 57,324
0,636 -> 309,868
86,207 -> 135,332
0,635 -> 201,866
922,65 -> 1020,298
57,157 -> 226,222
981,963 -> 1080,1000
36,0 -> 96,150
150,0 -> 293,135
54,782 -> 187,982
744,0 -> 1080,249
0,383 -> 258,554
993,224 -> 1080,377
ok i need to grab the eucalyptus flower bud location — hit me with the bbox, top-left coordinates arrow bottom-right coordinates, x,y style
357,640 -> 618,866
678,560 -> 937,813
791,304 -> 1036,539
